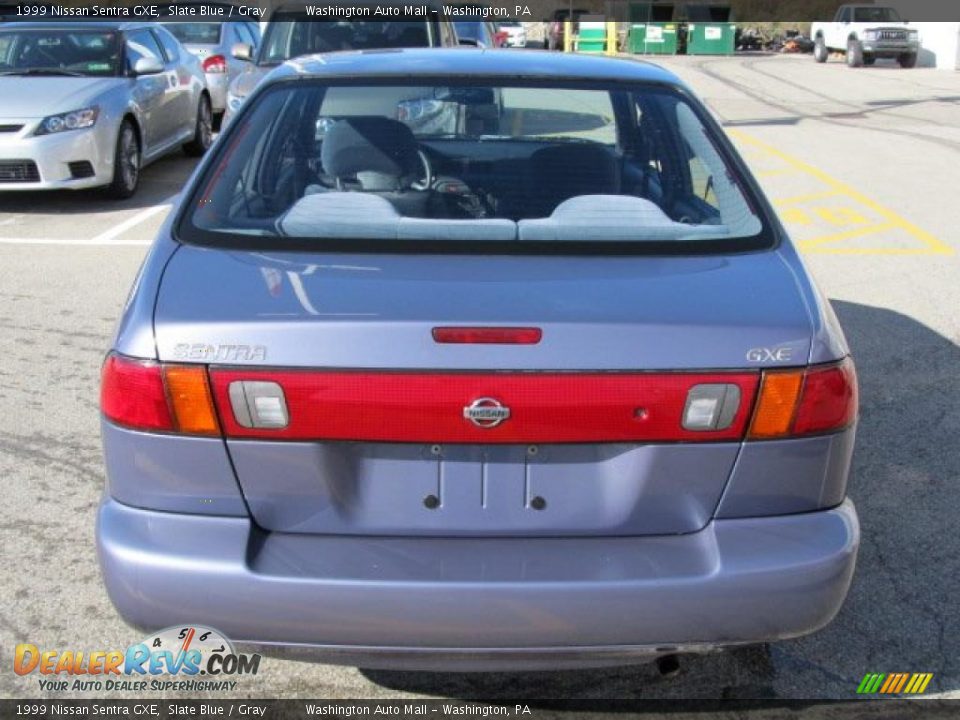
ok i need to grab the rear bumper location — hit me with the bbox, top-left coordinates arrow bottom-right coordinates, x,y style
97,497 -> 859,671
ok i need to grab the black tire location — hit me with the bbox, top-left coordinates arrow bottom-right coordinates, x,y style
898,52 -> 918,68
105,119 -> 140,200
846,39 -> 863,67
814,36 -> 828,63
183,94 -> 213,157
863,54 -> 876,65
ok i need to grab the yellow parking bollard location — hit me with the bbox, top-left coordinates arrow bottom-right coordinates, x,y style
606,22 -> 618,55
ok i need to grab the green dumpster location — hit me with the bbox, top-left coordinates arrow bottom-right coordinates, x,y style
686,23 -> 736,55
627,23 -> 678,55
576,22 -> 607,53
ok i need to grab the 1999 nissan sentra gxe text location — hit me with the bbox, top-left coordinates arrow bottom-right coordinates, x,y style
96,49 -> 859,671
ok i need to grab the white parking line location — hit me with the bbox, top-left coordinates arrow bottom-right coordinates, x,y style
0,193 -> 178,246
0,237 -> 151,246
88,193 -> 179,244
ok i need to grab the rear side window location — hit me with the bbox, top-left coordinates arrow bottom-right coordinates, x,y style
182,80 -> 769,254
454,22 -> 492,45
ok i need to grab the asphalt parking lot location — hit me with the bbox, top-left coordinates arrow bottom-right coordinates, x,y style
1,53 -> 958,702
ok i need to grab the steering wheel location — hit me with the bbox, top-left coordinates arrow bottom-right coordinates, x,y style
409,149 -> 433,192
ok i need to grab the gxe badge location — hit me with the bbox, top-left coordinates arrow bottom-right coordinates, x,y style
463,397 -> 510,428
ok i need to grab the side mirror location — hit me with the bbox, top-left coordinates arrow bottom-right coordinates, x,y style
132,56 -> 163,75
231,42 -> 254,62
458,37 -> 480,47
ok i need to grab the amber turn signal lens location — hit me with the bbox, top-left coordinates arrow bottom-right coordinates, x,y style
163,365 -> 221,436
748,371 -> 803,439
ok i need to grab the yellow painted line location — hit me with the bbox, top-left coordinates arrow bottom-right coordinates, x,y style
904,674 -> 921,693
731,131 -> 954,256
814,207 -> 870,226
797,223 -> 897,249
917,673 -> 934,693
805,247 -> 949,256
774,190 -> 843,207
756,168 -> 798,177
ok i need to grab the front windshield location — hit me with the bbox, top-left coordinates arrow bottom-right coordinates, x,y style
853,8 -> 902,23
0,29 -> 121,77
259,19 -> 432,65
183,80 -> 768,253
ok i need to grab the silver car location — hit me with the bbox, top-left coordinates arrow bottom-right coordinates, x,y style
223,10 -> 460,126
159,20 -> 260,120
0,21 -> 212,198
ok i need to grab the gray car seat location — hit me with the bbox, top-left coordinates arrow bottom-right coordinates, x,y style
320,117 -> 428,217
527,144 -> 621,217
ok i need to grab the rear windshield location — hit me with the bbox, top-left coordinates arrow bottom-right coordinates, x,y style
162,22 -> 223,45
181,79 -> 770,254
259,20 -> 433,64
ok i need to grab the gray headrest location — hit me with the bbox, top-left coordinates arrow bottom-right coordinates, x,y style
321,117 -> 419,180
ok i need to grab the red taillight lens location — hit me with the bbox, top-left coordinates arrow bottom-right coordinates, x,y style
432,327 -> 543,345
100,354 -> 220,436
793,359 -> 858,435
202,54 -> 227,73
748,358 -> 857,440
101,354 -> 173,432
209,370 -> 759,443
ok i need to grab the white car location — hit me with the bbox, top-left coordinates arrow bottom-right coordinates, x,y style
497,21 -> 527,47
811,4 -> 919,68
0,21 -> 212,198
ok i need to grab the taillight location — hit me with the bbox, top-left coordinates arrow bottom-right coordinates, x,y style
101,355 -> 171,432
100,353 -> 220,436
202,54 -> 227,74
748,358 -> 857,440
793,360 -> 858,435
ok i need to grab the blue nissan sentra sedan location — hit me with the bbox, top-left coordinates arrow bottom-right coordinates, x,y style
97,49 -> 859,671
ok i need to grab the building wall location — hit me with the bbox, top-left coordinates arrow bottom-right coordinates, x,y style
885,2 -> 959,69
910,22 -> 960,69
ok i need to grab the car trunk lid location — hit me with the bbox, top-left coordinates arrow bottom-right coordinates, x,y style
154,246 -> 812,536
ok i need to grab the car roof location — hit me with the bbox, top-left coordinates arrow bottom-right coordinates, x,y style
278,48 -> 682,86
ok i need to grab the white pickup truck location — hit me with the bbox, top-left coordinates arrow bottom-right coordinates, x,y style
811,4 -> 919,68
